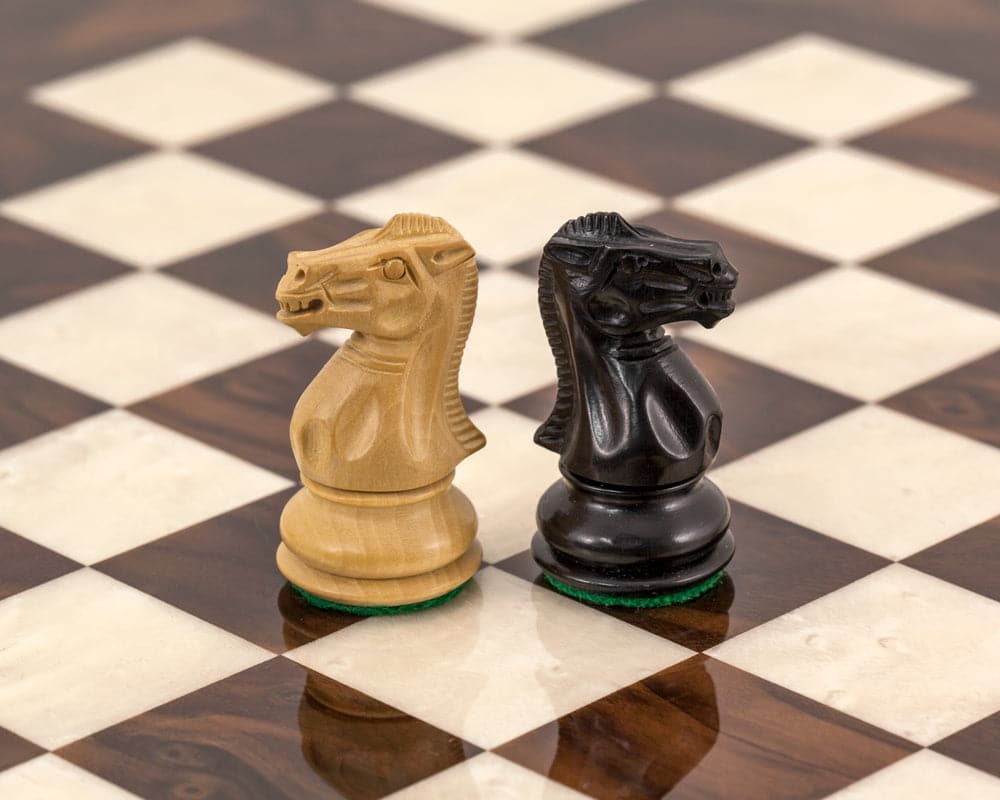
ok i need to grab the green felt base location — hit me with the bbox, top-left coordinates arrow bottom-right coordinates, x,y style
292,581 -> 469,616
543,570 -> 724,608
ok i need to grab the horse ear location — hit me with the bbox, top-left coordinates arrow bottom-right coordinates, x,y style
428,244 -> 474,273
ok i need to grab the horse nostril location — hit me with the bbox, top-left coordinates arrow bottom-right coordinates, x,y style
697,291 -> 709,308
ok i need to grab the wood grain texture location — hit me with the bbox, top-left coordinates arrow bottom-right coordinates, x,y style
867,210 -> 999,314
678,339 -> 860,467
131,340 -> 337,479
197,100 -> 476,199
933,711 -> 1000,779
525,97 -> 807,197
497,655 -> 917,800
165,211 -> 371,315
0,0 -> 262,98
637,208 -> 834,303
0,217 -> 130,317
0,527 -> 79,601
853,95 -> 1000,195
96,489 -> 314,653
60,657 -> 477,800
904,516 -> 1000,603
209,0 -> 475,83
0,101 -> 146,196
498,500 -> 888,651
0,358 -> 109,450
0,726 -> 43,772
276,214 -> 485,606
531,0 -> 804,80
883,351 -> 1000,448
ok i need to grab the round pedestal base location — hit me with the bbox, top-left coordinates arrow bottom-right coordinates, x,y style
277,540 -> 481,609
291,579 -> 471,616
533,472 -> 735,601
532,531 -> 733,599
277,471 -> 482,611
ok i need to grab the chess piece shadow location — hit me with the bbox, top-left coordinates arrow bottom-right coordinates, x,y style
524,591 -> 723,796
278,580 -> 487,798
296,671 -> 473,800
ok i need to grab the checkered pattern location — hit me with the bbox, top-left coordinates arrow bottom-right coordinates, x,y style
1,2 -> 999,798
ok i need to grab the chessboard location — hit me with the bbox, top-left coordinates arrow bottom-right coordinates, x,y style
1,1 -> 999,798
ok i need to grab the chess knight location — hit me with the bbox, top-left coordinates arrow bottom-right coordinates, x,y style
274,213 -> 485,610
532,212 -> 739,604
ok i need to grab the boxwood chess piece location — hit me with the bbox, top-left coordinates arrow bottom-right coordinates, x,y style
274,213 -> 486,614
532,212 -> 738,607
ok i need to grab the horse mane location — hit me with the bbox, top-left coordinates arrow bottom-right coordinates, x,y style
377,212 -> 455,239
535,252 -> 575,453
381,213 -> 484,456
535,213 -> 641,452
442,256 -> 485,455
556,211 -> 639,240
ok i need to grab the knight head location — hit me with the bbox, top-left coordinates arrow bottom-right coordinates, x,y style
275,213 -> 475,337
542,212 -> 738,333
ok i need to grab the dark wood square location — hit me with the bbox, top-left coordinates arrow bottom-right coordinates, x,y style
679,339 -> 860,466
532,0 -> 805,80
0,358 -> 109,450
95,490 -> 361,653
865,204 -> 998,314
500,340 -> 860,470
502,383 -> 558,425
0,526 -> 80,601
130,340 -> 336,479
197,101 -> 476,198
882,351 -> 1000,449
852,95 -> 1000,195
506,208 -> 834,300
0,101 -> 146,196
59,657 -> 479,800
209,0 -> 476,83
496,654 -> 916,800
933,711 -> 1000,779
0,726 -> 44,772
496,501 -> 888,651
0,0 -> 260,98
524,97 -> 807,197
165,211 -> 369,316
904,516 -> 1000,603
638,207 -> 835,303
0,218 -> 131,318
799,1 -> 1000,98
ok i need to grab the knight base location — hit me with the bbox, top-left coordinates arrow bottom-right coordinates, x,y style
277,472 -> 482,610
532,471 -> 734,600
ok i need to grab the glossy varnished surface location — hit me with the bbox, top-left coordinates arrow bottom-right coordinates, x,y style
496,655 -> 917,800
1,1 -> 998,798
59,658 -> 478,800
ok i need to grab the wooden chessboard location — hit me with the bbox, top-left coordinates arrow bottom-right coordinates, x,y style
1,2 -> 998,798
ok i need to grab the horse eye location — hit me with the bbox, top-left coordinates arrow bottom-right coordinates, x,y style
620,254 -> 647,273
382,259 -> 406,280
711,262 -> 723,276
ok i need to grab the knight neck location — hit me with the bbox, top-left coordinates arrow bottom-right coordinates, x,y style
602,327 -> 676,360
567,317 -> 676,364
340,331 -> 419,372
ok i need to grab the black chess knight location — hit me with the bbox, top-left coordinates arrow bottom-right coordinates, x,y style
532,212 -> 738,606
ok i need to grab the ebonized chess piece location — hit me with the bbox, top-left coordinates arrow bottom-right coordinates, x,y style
274,213 -> 486,612
531,212 -> 738,605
